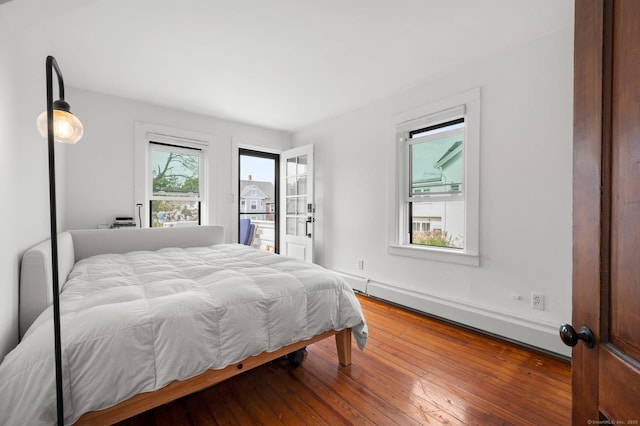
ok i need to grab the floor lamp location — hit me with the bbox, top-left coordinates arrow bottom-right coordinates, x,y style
36,55 -> 84,425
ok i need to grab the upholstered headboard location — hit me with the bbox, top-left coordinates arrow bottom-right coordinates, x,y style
19,225 -> 225,338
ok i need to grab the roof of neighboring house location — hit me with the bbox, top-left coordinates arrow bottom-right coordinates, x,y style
240,180 -> 275,201
434,141 -> 462,169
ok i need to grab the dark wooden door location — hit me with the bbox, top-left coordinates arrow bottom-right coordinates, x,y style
572,0 -> 640,423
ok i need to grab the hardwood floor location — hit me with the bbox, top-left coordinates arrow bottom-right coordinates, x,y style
118,295 -> 571,425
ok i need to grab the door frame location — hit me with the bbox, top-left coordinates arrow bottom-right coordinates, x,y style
237,147 -> 280,253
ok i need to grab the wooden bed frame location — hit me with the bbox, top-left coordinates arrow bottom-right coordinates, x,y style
75,328 -> 352,425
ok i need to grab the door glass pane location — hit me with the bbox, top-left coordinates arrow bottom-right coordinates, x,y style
297,155 -> 308,175
297,176 -> 307,195
287,157 -> 297,177
286,177 -> 297,196
297,217 -> 307,237
287,199 -> 296,214
297,197 -> 306,214
239,151 -> 278,253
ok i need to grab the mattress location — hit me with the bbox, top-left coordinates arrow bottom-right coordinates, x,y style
0,244 -> 367,425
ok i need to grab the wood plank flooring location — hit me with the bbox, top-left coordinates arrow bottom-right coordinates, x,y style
118,295 -> 571,425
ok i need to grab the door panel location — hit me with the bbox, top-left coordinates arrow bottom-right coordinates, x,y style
280,145 -> 314,262
572,0 -> 640,422
285,242 -> 307,261
599,0 -> 640,420
609,0 -> 640,363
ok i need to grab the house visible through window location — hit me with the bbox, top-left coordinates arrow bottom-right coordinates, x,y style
149,142 -> 204,227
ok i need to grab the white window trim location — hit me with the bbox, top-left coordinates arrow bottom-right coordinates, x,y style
387,88 -> 480,266
134,121 -> 213,228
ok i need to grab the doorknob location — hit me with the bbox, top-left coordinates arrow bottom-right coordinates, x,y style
559,324 -> 595,348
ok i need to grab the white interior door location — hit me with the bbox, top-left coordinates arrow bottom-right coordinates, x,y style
280,144 -> 314,262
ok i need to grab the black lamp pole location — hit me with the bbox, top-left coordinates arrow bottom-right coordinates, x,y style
45,55 -> 66,426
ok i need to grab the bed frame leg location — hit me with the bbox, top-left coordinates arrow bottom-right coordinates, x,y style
335,328 -> 352,366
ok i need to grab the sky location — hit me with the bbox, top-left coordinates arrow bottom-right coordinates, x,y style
240,155 -> 275,184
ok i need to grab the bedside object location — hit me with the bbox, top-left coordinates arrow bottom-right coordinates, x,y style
113,216 -> 136,228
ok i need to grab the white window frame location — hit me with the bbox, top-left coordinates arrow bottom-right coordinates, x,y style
134,122 -> 212,228
388,88 -> 480,266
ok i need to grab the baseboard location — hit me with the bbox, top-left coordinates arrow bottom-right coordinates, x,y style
334,271 -> 368,293
335,271 -> 570,358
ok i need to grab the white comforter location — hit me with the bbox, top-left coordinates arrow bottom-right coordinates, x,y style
0,244 -> 367,425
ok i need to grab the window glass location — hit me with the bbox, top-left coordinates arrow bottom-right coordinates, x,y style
152,149 -> 200,196
410,132 -> 463,197
410,200 -> 464,249
150,143 -> 202,227
150,200 -> 200,228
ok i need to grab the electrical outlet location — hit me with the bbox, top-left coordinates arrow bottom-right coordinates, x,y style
531,293 -> 544,310
357,259 -> 364,270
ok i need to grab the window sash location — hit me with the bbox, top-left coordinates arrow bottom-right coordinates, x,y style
407,200 -> 465,249
149,200 -> 201,227
404,125 -> 465,203
396,105 -> 465,134
149,194 -> 202,202
399,133 -> 466,203
149,142 -> 204,200
401,110 -> 467,250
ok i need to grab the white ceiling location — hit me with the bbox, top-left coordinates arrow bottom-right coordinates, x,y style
2,0 -> 573,132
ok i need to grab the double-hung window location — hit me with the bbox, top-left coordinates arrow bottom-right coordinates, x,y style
149,142 -> 204,227
134,122 -> 212,228
407,116 -> 465,248
389,89 -> 480,265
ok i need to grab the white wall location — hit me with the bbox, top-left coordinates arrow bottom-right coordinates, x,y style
0,17 -> 17,361
293,27 -> 574,356
0,23 -> 65,359
64,88 -> 292,242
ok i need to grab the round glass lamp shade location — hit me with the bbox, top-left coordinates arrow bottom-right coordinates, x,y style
36,109 -> 84,144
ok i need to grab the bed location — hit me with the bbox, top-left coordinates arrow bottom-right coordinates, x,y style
0,225 -> 367,425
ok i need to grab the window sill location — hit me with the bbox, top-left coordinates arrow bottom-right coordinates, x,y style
388,244 -> 480,266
